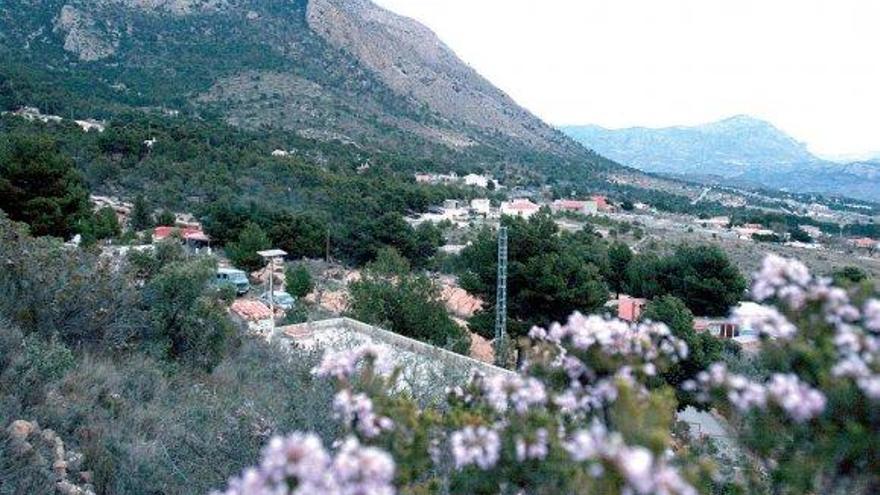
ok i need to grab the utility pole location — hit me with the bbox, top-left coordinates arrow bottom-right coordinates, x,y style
325,227 -> 331,263
258,249 -> 287,341
494,226 -> 509,367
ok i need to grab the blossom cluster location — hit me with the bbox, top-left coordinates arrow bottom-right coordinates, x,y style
751,254 -> 812,308
450,425 -> 502,470
562,421 -> 697,495
447,418 -> 697,494
479,374 -> 548,415
514,428 -> 549,462
529,313 -> 689,365
749,255 -> 880,401
440,314 -> 700,493
214,433 -> 395,495
524,313 -> 690,418
333,389 -> 395,438
685,363 -> 826,422
731,303 -> 797,340
312,345 -> 391,380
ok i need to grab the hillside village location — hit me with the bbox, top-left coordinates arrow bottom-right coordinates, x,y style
3,0 -> 880,492
80,163 -> 880,371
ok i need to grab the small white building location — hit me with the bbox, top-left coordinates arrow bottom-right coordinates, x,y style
470,199 -> 491,215
800,225 -> 823,239
74,119 -> 106,133
698,216 -> 730,229
501,199 -> 541,219
463,174 -> 491,188
443,199 -> 462,210
551,199 -> 598,216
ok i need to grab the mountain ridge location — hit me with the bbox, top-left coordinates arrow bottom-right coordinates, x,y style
0,0 -> 613,181
561,116 -> 880,201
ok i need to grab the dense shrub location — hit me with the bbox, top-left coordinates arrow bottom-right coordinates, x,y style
349,248 -> 470,355
285,263 -> 314,299
0,134 -> 90,239
0,215 -> 147,350
460,211 -> 609,339
0,337 -> 337,494
626,245 -> 747,317
225,222 -> 271,273
144,257 -> 237,371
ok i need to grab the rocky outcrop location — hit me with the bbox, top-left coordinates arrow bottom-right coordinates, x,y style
95,0 -> 230,16
4,0 -> 605,169
306,0 -> 571,153
54,5 -> 118,61
4,420 -> 96,495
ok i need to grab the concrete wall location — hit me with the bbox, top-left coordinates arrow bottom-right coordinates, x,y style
280,318 -> 512,377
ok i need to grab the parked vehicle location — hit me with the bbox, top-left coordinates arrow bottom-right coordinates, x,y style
216,268 -> 250,295
258,291 -> 296,311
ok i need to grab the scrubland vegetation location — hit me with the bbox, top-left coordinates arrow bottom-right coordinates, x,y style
0,216 -> 341,493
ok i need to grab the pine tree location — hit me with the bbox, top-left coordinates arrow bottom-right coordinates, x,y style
129,195 -> 152,232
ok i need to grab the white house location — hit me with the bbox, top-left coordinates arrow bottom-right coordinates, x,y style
551,199 -> 598,215
470,199 -> 491,215
501,199 -> 540,219
800,225 -> 823,239
697,216 -> 730,229
463,174 -> 491,188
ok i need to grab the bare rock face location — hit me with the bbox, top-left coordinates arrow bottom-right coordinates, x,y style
3,0 -> 601,166
306,0 -> 565,152
7,419 -> 37,442
198,69 -> 476,150
54,5 -> 119,61
94,0 -> 230,16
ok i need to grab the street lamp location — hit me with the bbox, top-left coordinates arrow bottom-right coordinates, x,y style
258,249 -> 287,340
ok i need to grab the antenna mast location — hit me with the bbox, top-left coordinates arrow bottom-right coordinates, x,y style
494,226 -> 509,366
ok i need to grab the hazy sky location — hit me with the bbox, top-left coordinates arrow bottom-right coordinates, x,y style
374,0 -> 880,159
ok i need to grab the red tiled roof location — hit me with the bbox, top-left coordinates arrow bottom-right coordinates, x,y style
231,300 -> 273,321
853,237 -> 878,248
153,226 -> 210,242
507,199 -> 539,211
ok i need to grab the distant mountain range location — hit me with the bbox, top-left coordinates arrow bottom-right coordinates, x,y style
562,116 -> 880,202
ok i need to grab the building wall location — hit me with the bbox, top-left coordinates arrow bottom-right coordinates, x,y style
279,318 -> 513,391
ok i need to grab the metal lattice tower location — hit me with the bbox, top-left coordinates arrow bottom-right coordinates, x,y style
494,226 -> 509,366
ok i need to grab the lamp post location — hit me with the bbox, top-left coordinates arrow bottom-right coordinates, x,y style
258,249 -> 287,340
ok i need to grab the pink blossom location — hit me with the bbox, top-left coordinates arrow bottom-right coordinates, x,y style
691,364 -> 825,421
563,423 -> 697,495
514,428 -> 549,462
530,313 -> 688,364
215,434 -> 395,495
751,255 -> 811,306
617,446 -> 654,493
333,390 -> 394,438
332,438 -> 396,495
766,374 -> 827,423
865,299 -> 880,332
857,376 -> 880,400
450,426 -> 501,470
732,304 -> 797,339
313,345 -> 390,379
261,433 -> 329,484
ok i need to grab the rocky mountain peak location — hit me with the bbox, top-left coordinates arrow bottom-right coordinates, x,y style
306,0 -> 571,153
2,0 -> 606,174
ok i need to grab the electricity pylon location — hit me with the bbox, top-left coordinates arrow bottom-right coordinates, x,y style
494,226 -> 508,366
